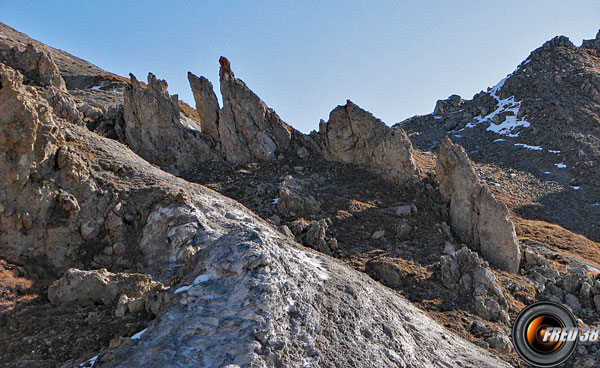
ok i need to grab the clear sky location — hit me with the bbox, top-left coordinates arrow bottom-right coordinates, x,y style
1,1 -> 599,133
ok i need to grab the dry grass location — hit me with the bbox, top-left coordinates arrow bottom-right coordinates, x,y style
178,100 -> 200,121
512,215 -> 600,267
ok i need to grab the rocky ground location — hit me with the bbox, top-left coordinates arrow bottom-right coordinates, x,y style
1,21 -> 600,367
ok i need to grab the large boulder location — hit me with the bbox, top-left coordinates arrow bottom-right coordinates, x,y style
123,72 -> 219,175
436,138 -> 521,273
47,268 -> 156,306
318,100 -> 419,184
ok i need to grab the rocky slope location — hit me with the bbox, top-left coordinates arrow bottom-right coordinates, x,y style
2,21 -> 600,367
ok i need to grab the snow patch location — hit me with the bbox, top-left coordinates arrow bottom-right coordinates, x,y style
555,163 -> 567,169
493,138 -> 507,142
174,274 -> 211,294
465,74 -> 531,137
543,171 -> 551,175
514,143 -> 542,151
272,198 -> 279,204
571,186 -> 581,190
548,150 -> 560,154
80,355 -> 98,367
131,328 -> 148,340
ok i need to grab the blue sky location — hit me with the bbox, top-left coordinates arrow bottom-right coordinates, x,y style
1,1 -> 599,132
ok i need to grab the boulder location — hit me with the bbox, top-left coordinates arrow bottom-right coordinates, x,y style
436,138 -> 521,273
318,100 -> 419,184
276,175 -> 321,216
47,268 -> 156,306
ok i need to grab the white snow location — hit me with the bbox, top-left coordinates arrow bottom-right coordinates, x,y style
522,59 -> 531,66
543,171 -> 551,174
453,134 -> 462,138
80,355 -> 98,367
578,72 -> 584,77
174,274 -> 211,294
514,143 -> 542,151
91,86 -> 102,90
593,203 -> 600,207
571,186 -> 581,190
131,328 -> 147,340
272,198 -> 279,204
555,163 -> 567,169
548,150 -> 560,154
464,74 -> 531,137
433,115 -> 442,120
493,138 -> 507,142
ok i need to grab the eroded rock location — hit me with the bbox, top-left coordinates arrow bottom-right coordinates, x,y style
436,138 -> 521,273
123,72 -> 219,175
317,100 -> 419,184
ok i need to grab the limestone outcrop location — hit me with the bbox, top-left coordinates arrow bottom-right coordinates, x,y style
436,138 -> 521,273
317,100 -> 419,184
188,57 -> 293,164
123,73 -> 219,175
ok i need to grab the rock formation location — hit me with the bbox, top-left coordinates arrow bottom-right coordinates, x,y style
188,57 -> 293,163
436,138 -> 521,273
187,72 -> 220,140
123,72 -> 219,175
317,100 -> 419,184
0,61 -> 510,367
0,43 -> 66,90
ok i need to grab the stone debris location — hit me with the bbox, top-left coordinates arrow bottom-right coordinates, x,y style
440,247 -> 510,324
276,175 -> 321,216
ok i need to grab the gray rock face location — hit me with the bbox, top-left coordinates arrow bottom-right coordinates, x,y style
104,230 -> 510,368
47,268 -> 156,306
216,57 -> 292,163
187,71 -> 220,140
318,100 -> 419,184
436,138 -> 521,273
123,72 -> 219,175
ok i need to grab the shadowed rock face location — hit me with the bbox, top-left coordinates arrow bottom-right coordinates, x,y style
123,72 -> 219,175
436,138 -> 521,273
0,62 -> 509,368
318,100 -> 419,184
